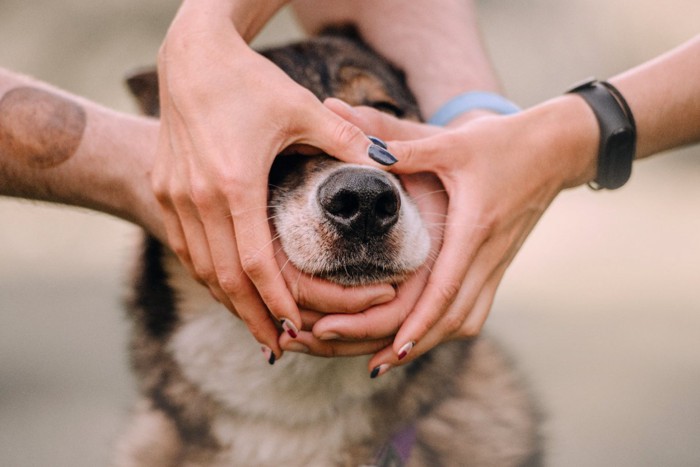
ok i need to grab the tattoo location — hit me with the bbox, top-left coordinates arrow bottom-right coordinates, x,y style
0,86 -> 86,168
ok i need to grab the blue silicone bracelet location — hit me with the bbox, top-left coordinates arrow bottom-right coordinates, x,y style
428,91 -> 521,126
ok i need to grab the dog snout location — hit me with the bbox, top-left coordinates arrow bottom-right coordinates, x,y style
317,167 -> 401,240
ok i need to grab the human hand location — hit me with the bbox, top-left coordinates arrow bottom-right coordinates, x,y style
277,170 -> 447,358
153,10 -> 375,358
275,100 -> 444,358
323,96 -> 598,373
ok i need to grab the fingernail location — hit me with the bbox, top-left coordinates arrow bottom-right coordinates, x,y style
280,318 -> 299,339
285,342 -> 310,354
261,346 -> 276,365
397,341 -> 415,360
370,364 -> 392,379
318,332 -> 340,341
368,144 -> 397,166
368,135 -> 387,149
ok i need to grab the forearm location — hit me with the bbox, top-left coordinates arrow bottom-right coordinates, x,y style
0,68 -> 164,240
520,36 -> 700,190
610,36 -> 700,159
292,0 -> 501,118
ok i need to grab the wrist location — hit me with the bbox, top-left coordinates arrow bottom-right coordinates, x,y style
521,95 -> 599,190
177,0 -> 289,42
428,91 -> 521,127
77,110 -> 164,240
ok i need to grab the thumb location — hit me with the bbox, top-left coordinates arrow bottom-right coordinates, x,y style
384,136 -> 444,174
303,103 -> 397,168
324,97 -> 440,141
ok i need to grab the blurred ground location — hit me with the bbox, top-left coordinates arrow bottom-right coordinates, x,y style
1,1 -> 698,466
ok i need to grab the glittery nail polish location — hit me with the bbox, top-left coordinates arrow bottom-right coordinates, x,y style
368,144 -> 397,166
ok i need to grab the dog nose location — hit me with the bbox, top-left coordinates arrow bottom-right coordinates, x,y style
317,167 -> 401,239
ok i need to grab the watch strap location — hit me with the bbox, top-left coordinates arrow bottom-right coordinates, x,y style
568,79 -> 637,190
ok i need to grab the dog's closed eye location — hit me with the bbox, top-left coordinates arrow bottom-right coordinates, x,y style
365,100 -> 405,118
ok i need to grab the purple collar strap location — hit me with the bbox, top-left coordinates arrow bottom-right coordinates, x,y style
372,425 -> 417,467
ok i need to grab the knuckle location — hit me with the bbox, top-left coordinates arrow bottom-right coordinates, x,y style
431,279 -> 462,306
150,175 -> 167,196
218,273 -> 243,296
239,253 -> 265,279
483,214 -> 499,233
222,177 -> 253,207
151,177 -> 174,205
320,343 -> 338,359
193,265 -> 217,286
331,119 -> 364,148
441,312 -> 465,335
189,181 -> 217,208
169,185 -> 192,208
170,243 -> 190,263
290,280 -> 307,307
461,320 -> 484,338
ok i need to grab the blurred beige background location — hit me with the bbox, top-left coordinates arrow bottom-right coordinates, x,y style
1,1 -> 698,466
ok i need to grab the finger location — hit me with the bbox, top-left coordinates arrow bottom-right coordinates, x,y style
157,193 -> 194,274
299,103 -> 393,168
300,309 -> 325,331
152,115 -> 194,273
324,97 -> 440,141
311,266 -> 427,341
197,203 -> 288,350
382,212 -> 530,366
292,275 -> 395,314
460,264 -> 507,335
279,331 -> 392,358
387,135 -> 454,175
278,257 -> 396,314
372,261 -> 508,374
311,307 -> 400,342
229,185 -> 301,332
390,196 -> 488,359
458,212 -> 544,334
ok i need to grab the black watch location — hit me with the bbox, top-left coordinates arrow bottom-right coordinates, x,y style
567,78 -> 637,190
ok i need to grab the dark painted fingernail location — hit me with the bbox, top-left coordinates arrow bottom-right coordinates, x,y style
368,135 -> 387,149
368,144 -> 397,166
261,346 -> 276,365
370,364 -> 392,379
397,341 -> 415,360
280,318 -> 299,339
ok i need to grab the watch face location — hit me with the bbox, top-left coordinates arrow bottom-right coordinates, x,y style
603,128 -> 635,189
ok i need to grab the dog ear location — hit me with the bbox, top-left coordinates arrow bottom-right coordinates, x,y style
125,68 -> 160,117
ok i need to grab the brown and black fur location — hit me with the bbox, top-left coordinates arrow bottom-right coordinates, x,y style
119,29 -> 542,467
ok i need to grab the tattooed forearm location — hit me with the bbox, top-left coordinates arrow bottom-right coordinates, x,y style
0,67 -> 164,241
0,86 -> 87,168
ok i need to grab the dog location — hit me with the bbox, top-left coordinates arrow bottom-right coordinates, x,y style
118,29 -> 541,466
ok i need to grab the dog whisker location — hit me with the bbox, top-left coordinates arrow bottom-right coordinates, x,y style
408,188 -> 448,202
416,211 -> 449,218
